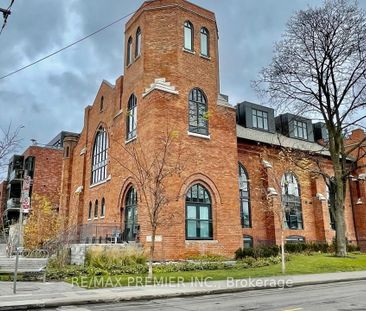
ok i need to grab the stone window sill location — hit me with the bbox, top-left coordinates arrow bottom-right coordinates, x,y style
90,175 -> 111,189
183,48 -> 195,55
200,54 -> 211,60
125,135 -> 137,144
187,131 -> 211,140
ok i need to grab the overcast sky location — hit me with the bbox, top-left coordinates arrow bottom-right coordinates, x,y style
0,0 -> 365,153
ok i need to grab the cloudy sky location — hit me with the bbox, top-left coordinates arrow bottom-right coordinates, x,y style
0,0 -> 365,153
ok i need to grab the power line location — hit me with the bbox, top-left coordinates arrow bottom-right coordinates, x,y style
0,9 -> 136,81
0,0 -> 14,35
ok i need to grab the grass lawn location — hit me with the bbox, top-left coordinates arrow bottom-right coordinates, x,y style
68,253 -> 366,288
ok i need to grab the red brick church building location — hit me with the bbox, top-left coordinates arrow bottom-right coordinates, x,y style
60,0 -> 366,259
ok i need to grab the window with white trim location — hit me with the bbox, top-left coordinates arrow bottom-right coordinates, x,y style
126,94 -> 137,140
188,88 -> 208,135
135,27 -> 141,58
200,27 -> 209,56
184,21 -> 194,51
91,126 -> 108,184
127,36 -> 133,65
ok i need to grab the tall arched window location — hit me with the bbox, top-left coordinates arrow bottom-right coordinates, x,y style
184,21 -> 194,51
188,88 -> 208,135
186,183 -> 212,239
135,27 -> 141,57
124,187 -> 138,241
127,36 -> 133,65
88,201 -> 92,220
326,180 -> 336,230
200,27 -> 209,57
91,126 -> 108,184
239,163 -> 251,228
126,94 -> 137,140
100,96 -> 104,112
101,197 -> 105,218
281,172 -> 303,230
94,199 -> 98,219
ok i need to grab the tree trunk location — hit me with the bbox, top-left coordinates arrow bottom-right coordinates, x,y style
281,230 -> 286,274
334,174 -> 347,257
147,228 -> 156,280
328,130 -> 348,258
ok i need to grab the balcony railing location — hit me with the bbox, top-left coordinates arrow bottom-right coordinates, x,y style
6,198 -> 21,210
9,169 -> 24,183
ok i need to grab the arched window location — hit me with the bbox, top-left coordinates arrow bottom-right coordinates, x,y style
94,199 -> 98,219
88,201 -> 92,220
188,88 -> 208,135
239,163 -> 251,228
124,187 -> 138,241
326,180 -> 336,230
200,27 -> 209,57
101,197 -> 105,218
91,126 -> 108,184
127,36 -> 133,65
186,183 -> 212,239
281,172 -> 303,230
100,96 -> 104,112
184,21 -> 194,51
243,235 -> 253,248
126,94 -> 137,140
135,27 -> 141,57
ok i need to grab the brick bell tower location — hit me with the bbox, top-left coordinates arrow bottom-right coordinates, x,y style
120,0 -> 242,259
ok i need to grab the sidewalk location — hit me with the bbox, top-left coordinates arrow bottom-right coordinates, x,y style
0,271 -> 366,310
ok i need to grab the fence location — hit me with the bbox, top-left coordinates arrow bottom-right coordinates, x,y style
75,224 -> 125,244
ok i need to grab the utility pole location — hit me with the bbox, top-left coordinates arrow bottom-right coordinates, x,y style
13,171 -> 30,294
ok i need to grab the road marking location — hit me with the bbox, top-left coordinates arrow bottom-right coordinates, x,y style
282,308 -> 303,311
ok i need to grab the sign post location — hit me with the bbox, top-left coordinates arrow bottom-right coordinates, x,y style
13,174 -> 31,294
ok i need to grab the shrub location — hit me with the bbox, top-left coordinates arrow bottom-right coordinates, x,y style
235,245 -> 279,260
153,261 -> 232,273
285,242 -> 330,254
85,244 -> 146,270
347,244 -> 361,253
187,254 -> 228,262
235,256 -> 281,269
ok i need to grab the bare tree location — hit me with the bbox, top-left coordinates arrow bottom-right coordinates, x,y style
255,0 -> 366,256
112,129 -> 184,279
0,124 -> 22,172
259,148 -> 313,273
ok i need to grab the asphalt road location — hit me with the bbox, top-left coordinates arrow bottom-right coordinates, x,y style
52,280 -> 366,311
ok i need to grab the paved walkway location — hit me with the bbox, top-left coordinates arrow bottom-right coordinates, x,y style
0,271 -> 365,310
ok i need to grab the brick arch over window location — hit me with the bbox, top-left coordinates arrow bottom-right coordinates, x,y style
178,173 -> 222,205
118,177 -> 139,207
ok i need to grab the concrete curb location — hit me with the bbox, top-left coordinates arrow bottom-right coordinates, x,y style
0,276 -> 366,310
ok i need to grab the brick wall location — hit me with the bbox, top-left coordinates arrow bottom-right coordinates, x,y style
60,0 -> 366,258
23,146 -> 63,211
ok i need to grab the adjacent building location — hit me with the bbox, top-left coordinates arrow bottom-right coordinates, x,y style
58,0 -> 366,259
1,132 -> 78,227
